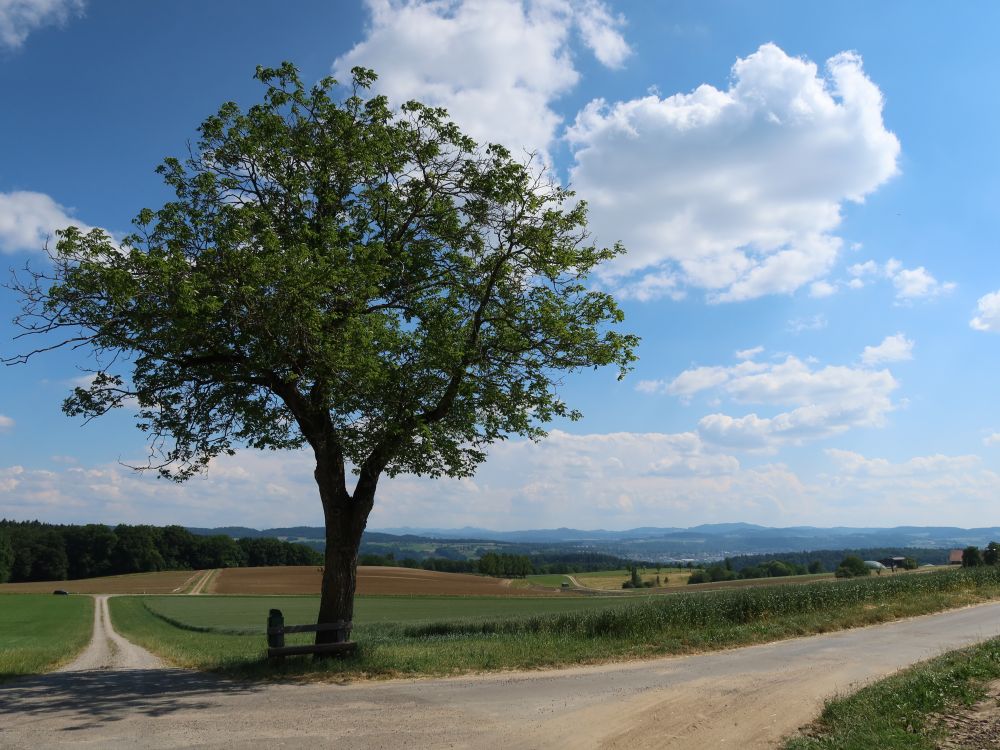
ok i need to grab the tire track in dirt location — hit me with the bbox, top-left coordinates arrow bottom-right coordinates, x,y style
187,569 -> 217,595
58,596 -> 165,672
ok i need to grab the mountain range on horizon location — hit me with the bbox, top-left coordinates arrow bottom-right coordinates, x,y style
186,523 -> 1000,560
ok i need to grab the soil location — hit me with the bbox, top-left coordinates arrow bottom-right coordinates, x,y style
211,565 -> 558,596
0,570 -> 199,595
934,680 -> 1000,749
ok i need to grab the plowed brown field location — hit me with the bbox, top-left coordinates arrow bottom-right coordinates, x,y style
210,565 -> 560,596
0,570 -> 201,594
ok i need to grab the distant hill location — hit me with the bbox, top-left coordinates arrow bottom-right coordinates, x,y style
187,523 -> 1000,561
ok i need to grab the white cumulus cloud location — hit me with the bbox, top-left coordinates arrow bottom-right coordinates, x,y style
653,348 -> 900,450
0,190 -> 92,254
861,333 -> 913,365
566,43 -> 900,302
971,290 -> 1000,333
820,449 -> 1000,525
0,414 -> 14,431
0,0 -> 83,49
334,0 -> 629,160
848,257 -> 955,302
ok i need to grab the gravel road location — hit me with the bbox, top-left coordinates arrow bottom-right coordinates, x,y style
58,595 -> 165,672
3,598 -> 1000,749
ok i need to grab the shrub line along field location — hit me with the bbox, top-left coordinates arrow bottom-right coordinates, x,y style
0,594 -> 93,681
107,565 -> 1000,680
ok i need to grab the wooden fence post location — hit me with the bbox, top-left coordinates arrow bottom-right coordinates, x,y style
267,608 -> 284,649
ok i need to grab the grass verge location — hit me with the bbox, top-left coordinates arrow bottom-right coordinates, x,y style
784,637 -> 1000,749
0,594 -> 93,681
109,567 -> 1000,681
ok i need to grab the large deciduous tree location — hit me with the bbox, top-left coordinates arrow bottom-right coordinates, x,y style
7,64 -> 637,641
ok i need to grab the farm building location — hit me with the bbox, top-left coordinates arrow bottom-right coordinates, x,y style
878,556 -> 907,570
948,549 -> 964,565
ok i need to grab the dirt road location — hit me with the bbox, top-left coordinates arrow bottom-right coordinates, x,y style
187,569 -> 217,595
58,595 -> 165,672
4,599 -> 1000,749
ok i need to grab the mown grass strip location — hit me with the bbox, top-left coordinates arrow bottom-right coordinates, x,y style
0,594 -> 93,681
109,566 -> 1000,681
784,636 -> 1000,749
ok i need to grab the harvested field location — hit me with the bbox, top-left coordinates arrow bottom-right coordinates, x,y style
211,565 -> 563,596
0,570 -> 202,595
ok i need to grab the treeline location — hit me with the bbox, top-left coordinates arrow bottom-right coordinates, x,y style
357,550 -> 653,578
0,520 -> 322,583
959,542 -> 1000,567
687,558 -> 816,584
722,547 -> 949,573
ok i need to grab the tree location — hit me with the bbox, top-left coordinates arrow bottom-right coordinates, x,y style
7,66 -> 636,638
962,546 -> 984,567
984,542 -> 1000,566
835,555 -> 870,578
808,560 -> 824,574
630,565 -> 642,588
0,531 -> 12,583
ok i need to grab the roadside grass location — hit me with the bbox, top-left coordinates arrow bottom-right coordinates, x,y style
109,566 -> 1000,681
784,636 -> 1000,749
0,594 -> 93,681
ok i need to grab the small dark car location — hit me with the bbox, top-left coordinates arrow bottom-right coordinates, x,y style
52,589 -> 69,595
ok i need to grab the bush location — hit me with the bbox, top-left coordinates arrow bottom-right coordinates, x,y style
835,556 -> 870,578
963,546 -> 984,567
687,570 -> 709,584
984,542 -> 1000,566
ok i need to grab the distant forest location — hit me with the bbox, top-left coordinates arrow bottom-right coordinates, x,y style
724,547 -> 953,572
0,520 -> 322,583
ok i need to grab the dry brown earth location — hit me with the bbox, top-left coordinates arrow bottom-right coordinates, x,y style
211,565 -> 560,595
0,570 -> 201,595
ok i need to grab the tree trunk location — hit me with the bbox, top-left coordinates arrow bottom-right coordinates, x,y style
313,457 -> 374,650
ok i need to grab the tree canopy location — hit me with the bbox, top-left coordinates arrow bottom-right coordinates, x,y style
7,63 -> 638,634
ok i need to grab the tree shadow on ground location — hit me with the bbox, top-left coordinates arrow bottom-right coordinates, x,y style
0,668 -> 262,732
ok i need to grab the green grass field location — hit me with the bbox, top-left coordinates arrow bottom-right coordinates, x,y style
109,566 -> 1000,681
523,573 -> 572,587
785,636 -> 1000,749
140,593 -> 650,632
0,594 -> 93,681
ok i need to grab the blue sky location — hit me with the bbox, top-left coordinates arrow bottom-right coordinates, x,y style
2,0 -> 1000,530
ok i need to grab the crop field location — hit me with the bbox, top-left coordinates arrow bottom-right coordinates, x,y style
107,565 -> 1000,680
0,570 -> 203,595
0,594 -> 93,680
572,567 -> 697,589
210,565 -> 561,596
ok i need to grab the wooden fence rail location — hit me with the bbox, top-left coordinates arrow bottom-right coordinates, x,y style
266,608 -> 356,659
